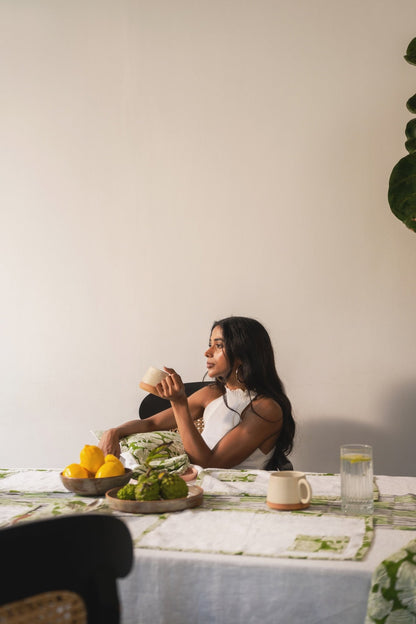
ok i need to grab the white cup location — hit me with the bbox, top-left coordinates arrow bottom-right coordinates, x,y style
266,471 -> 312,510
139,367 -> 169,396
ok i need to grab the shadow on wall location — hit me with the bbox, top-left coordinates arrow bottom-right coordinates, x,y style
292,380 -> 416,476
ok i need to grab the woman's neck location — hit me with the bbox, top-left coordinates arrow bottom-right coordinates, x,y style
225,367 -> 246,391
225,378 -> 246,391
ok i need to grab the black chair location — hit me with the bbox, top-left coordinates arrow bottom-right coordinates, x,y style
139,381 -> 212,419
139,380 -> 212,433
139,381 -> 293,471
0,514 -> 133,624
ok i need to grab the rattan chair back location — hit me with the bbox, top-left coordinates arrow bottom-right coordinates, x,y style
0,590 -> 87,624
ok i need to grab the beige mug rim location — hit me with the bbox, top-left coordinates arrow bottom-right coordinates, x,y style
269,470 -> 306,478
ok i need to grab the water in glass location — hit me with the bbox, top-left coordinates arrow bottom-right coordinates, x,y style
340,444 -> 373,515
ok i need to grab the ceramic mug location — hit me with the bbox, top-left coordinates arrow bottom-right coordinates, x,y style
266,471 -> 312,510
139,367 -> 169,396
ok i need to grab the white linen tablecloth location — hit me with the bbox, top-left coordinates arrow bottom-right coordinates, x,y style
117,472 -> 416,624
1,468 -> 416,624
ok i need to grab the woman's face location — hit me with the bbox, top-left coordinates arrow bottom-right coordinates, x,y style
204,325 -> 230,379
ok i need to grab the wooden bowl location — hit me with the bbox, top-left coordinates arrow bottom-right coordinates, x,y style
60,468 -> 133,496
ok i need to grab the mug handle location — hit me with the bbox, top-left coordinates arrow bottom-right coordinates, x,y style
298,478 -> 312,504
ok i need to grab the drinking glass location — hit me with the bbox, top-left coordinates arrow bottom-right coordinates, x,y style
340,444 -> 373,515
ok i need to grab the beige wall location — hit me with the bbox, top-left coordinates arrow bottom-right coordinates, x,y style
1,0 -> 416,474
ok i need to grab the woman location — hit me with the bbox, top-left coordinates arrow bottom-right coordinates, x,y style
99,316 -> 295,470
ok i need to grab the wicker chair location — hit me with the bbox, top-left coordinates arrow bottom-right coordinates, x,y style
0,514 -> 133,624
139,381 -> 293,470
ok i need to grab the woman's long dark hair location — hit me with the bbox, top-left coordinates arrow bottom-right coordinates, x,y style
211,316 -> 295,464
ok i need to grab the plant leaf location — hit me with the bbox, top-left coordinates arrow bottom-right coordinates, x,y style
405,119 -> 416,139
406,94 -> 416,114
404,38 -> 416,65
388,152 -> 416,231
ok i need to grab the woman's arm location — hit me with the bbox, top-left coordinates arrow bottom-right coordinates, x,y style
98,384 -> 210,457
158,369 -> 283,468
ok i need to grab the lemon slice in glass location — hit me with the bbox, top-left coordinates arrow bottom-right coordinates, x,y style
341,453 -> 371,463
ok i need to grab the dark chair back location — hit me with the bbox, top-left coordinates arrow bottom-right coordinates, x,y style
139,381 -> 212,419
0,514 -> 133,624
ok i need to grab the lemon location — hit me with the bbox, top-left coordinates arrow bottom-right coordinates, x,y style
95,461 -> 124,478
104,454 -> 124,474
105,454 -> 122,464
80,445 -> 105,475
62,463 -> 90,478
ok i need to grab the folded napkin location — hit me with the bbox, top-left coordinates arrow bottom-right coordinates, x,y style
365,538 -> 416,623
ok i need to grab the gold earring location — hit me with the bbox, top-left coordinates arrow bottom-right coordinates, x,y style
235,367 -> 243,384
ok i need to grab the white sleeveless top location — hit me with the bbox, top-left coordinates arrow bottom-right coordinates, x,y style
201,387 -> 274,470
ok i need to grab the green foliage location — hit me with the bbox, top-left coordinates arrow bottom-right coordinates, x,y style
404,37 -> 416,65
388,153 -> 416,231
388,38 -> 416,232
405,118 -> 416,139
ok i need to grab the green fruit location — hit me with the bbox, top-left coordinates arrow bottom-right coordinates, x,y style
116,484 -> 136,500
135,477 -> 160,501
136,471 -> 158,486
159,473 -> 188,500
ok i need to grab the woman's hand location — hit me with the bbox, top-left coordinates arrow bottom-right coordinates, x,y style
156,367 -> 187,404
98,428 -> 121,458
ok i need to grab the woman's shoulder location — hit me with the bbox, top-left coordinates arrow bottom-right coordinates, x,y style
250,394 -> 283,422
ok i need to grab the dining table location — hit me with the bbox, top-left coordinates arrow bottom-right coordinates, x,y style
1,466 -> 416,624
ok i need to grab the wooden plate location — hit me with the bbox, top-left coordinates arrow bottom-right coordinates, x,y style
106,484 -> 204,514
